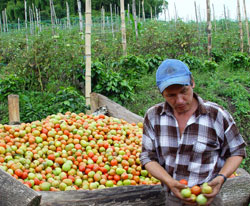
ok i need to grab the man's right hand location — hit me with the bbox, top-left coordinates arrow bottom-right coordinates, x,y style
168,179 -> 197,205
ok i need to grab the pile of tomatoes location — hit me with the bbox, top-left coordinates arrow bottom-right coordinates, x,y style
0,112 -> 160,191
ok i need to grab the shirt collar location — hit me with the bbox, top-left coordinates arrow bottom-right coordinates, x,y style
159,93 -> 208,116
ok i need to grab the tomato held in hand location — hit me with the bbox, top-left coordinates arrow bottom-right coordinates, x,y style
191,185 -> 201,195
179,179 -> 188,185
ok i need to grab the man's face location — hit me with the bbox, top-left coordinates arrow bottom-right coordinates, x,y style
162,83 -> 194,114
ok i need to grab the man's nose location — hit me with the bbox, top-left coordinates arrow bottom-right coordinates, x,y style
176,94 -> 184,104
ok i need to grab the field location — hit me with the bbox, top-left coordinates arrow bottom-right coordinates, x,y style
0,16 -> 250,176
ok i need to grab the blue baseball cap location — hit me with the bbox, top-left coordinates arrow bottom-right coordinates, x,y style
156,59 -> 192,93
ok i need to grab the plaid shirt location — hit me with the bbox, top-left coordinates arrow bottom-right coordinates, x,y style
140,93 -> 246,188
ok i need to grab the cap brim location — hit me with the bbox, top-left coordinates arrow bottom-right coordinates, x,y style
158,75 -> 191,93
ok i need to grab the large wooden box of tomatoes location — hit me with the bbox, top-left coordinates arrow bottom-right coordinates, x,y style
0,93 -> 250,206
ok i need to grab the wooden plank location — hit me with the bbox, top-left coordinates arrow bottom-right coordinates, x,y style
90,92 -> 144,124
36,168 -> 250,206
38,184 -> 165,206
0,168 -> 41,206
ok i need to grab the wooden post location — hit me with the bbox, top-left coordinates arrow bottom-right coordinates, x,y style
0,14 -> 2,32
132,0 -> 138,38
110,4 -> 114,38
49,0 -> 55,35
224,4 -> 228,30
66,1 -> 71,29
2,11 -> 6,32
8,95 -> 20,125
5,8 -> 8,32
101,6 -> 105,35
237,0 -> 244,52
120,0 -> 127,56
138,0 -> 141,22
77,0 -> 84,39
128,4 -> 130,20
243,0 -> 250,53
206,0 -> 212,59
212,3 -> 216,32
85,0 -> 92,114
163,1 -> 166,21
150,6 -> 152,20
142,0 -> 145,22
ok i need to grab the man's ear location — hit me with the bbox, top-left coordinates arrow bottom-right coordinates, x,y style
192,80 -> 195,89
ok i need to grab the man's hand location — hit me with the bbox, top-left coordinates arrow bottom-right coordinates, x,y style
168,179 -> 197,205
203,176 -> 224,205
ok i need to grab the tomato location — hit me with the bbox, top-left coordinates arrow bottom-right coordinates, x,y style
179,179 -> 188,185
191,185 -> 201,195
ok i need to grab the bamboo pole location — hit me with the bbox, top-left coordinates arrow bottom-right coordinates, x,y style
212,3 -> 216,32
38,9 -> 42,32
66,2 -> 71,29
155,6 -> 156,20
243,0 -> 250,53
36,8 -> 39,33
29,7 -> 33,34
206,0 -> 212,58
128,4 -> 130,20
0,14 -> 2,32
2,11 -> 5,32
174,3 -> 178,21
5,8 -> 8,32
85,0 -> 92,113
139,0 -> 141,22
110,4 -> 114,38
120,0 -> 127,56
163,1 -> 166,21
224,4 -> 228,31
77,0 -> 84,39
132,0 -> 138,38
150,6 -> 152,20
237,0 -> 244,52
167,7 -> 170,21
194,1 -> 199,27
101,6 -> 105,35
24,0 -> 28,50
142,0 -> 145,22
8,95 -> 20,125
49,0 -> 55,35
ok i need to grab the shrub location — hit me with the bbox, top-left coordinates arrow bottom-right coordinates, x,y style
203,60 -> 218,72
179,54 -> 204,71
228,52 -> 249,70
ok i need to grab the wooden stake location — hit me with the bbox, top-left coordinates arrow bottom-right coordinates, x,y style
0,14 -> 2,32
66,1 -> 71,29
120,0 -> 127,56
49,0 -> 55,35
85,0 -> 92,113
77,0 -> 84,39
2,11 -> 5,32
142,0 -> 145,22
224,4 -> 228,30
5,8 -> 8,32
212,3 -> 216,32
132,0 -> 138,38
110,4 -> 114,38
8,95 -> 20,125
237,0 -> 244,52
150,6 -> 152,20
243,0 -> 250,53
128,4 -> 130,20
206,0 -> 212,58
163,1 -> 166,21
101,6 -> 105,35
139,0 -> 141,22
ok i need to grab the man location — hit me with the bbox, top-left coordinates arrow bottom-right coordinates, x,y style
139,59 -> 246,206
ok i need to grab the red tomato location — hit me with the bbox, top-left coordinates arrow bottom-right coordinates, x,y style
179,179 -> 188,185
